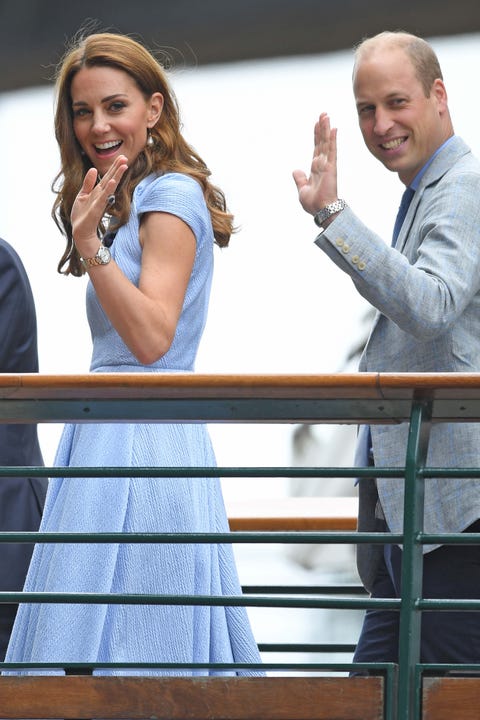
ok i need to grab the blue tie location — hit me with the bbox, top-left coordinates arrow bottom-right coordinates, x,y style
392,186 -> 414,247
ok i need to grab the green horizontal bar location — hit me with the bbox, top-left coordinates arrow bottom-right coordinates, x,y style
0,465 -> 404,478
420,468 -> 480,478
2,464 -> 480,479
259,643 -> 356,653
0,592 -> 400,610
2,465 -> 480,482
417,599 -> 480,610
0,531 -> 402,544
420,663 -> 480,672
242,585 -> 367,595
419,533 -> 480,545
0,661 -> 394,672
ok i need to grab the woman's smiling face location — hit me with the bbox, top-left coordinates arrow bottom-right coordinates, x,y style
71,64 -> 163,175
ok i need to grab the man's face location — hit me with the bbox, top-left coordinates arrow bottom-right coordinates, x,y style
353,47 -> 450,186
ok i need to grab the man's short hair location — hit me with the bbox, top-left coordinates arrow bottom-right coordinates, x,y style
354,31 -> 443,96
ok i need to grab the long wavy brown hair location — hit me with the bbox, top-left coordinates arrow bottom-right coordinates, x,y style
52,31 -> 234,276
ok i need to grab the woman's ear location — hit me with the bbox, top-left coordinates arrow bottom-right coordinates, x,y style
147,92 -> 164,127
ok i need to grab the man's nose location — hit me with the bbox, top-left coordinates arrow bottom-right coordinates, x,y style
374,108 -> 394,135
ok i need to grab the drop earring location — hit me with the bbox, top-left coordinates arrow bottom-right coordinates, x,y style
147,130 -> 155,147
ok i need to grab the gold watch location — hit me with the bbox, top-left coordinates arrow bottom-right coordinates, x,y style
80,243 -> 111,269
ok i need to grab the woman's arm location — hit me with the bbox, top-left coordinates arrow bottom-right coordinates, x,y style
88,211 -> 195,364
71,155 -> 196,364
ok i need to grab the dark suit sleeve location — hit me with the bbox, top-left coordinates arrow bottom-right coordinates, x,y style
0,239 -> 39,372
0,239 -> 43,465
0,239 -> 46,659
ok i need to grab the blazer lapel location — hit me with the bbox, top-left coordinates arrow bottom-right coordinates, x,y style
395,136 -> 470,254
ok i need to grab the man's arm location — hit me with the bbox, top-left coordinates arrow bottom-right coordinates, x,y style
315,162 -> 480,339
0,239 -> 39,372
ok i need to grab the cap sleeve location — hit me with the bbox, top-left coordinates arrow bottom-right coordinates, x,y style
134,173 -> 212,247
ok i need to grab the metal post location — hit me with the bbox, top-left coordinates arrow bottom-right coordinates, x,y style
396,398 -> 432,719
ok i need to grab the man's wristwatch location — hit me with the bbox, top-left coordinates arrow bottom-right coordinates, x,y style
314,199 -> 347,228
80,243 -> 112,269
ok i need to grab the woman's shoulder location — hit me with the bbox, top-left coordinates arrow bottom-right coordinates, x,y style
134,172 -> 210,237
135,172 -> 204,206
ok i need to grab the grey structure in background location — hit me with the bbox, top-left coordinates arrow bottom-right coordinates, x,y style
0,0 -> 479,91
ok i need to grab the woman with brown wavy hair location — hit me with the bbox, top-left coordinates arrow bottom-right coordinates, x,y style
5,31 -> 261,676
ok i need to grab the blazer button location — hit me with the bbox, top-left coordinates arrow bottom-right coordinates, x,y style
358,261 -> 366,271
351,255 -> 359,264
335,238 -> 344,247
342,244 -> 350,253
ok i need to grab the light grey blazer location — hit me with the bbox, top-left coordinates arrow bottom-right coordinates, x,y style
315,136 -> 480,590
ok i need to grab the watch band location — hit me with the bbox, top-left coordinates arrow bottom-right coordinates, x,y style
314,199 -> 347,227
80,243 -> 111,269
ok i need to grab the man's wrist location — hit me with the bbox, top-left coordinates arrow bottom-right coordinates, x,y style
314,199 -> 347,228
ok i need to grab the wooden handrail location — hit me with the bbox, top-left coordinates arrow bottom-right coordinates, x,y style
0,372 -> 479,424
1,370 -> 480,398
227,496 -> 358,531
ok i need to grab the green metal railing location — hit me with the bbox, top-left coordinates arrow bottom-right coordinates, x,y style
0,372 -> 479,720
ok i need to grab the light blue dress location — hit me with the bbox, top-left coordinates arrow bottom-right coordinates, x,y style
5,173 -> 262,675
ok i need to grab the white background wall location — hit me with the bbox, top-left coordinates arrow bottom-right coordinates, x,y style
0,32 -> 478,484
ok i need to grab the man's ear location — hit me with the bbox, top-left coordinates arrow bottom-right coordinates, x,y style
432,78 -> 448,112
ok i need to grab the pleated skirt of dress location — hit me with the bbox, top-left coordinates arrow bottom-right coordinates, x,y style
4,421 -> 263,676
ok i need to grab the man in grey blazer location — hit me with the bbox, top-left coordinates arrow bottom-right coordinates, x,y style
293,31 -> 480,664
0,238 -> 47,660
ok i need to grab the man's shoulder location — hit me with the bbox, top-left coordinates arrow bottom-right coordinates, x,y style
440,136 -> 479,172
442,139 -> 480,185
0,237 -> 22,265
0,237 -> 29,277
422,136 -> 480,189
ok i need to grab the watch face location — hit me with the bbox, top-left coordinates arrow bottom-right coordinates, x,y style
98,245 -> 111,264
